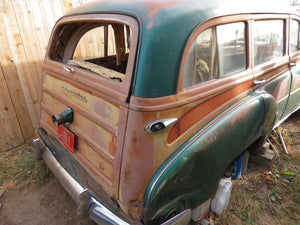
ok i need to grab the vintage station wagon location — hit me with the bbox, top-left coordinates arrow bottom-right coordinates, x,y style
33,0 -> 300,224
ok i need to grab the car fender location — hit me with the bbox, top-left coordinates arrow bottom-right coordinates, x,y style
142,92 -> 277,224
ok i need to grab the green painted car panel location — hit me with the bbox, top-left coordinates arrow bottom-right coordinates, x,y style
284,65 -> 300,118
142,92 -> 277,223
255,69 -> 292,124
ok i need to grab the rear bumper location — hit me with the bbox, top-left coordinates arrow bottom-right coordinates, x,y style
33,128 -> 134,225
33,128 -> 193,225
41,144 -> 129,225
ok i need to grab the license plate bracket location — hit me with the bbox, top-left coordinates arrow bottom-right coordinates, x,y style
58,125 -> 75,153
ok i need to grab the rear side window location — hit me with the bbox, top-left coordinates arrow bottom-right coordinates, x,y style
290,20 -> 300,53
183,22 -> 246,88
50,22 -> 132,82
253,20 -> 284,65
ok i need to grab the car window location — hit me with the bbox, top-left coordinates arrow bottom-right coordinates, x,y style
290,20 -> 300,53
183,22 -> 246,88
50,22 -> 132,82
73,26 -> 116,60
217,23 -> 246,77
253,20 -> 284,65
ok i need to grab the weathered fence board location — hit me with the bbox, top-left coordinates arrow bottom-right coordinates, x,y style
0,0 -> 96,152
0,62 -> 24,150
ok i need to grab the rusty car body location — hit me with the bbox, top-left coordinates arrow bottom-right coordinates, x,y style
33,0 -> 300,224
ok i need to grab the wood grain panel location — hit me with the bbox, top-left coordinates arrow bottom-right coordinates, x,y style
43,74 -> 121,126
41,92 -> 117,158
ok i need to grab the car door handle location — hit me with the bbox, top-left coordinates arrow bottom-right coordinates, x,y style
145,118 -> 177,134
253,79 -> 266,86
289,62 -> 297,67
64,67 -> 75,74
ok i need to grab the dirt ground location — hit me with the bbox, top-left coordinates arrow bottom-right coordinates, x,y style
0,179 -> 95,225
0,112 -> 299,225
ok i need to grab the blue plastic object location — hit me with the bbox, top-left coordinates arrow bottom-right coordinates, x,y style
232,153 -> 244,179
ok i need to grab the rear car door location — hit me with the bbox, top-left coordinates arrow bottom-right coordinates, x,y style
251,16 -> 292,125
39,14 -> 138,197
285,18 -> 300,116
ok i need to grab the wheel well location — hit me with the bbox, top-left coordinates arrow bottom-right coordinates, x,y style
246,136 -> 265,155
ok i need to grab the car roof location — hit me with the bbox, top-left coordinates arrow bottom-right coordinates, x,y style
66,0 -> 297,25
64,0 -> 298,98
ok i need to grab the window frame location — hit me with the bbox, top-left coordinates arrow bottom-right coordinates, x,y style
182,21 -> 247,89
178,15 -> 252,93
289,16 -> 300,64
216,22 -> 247,78
250,15 -> 289,80
289,18 -> 300,54
44,14 -> 139,101
252,19 -> 286,66
178,14 -> 290,94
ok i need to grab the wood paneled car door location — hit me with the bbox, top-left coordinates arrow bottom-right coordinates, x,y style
251,16 -> 292,125
40,14 -> 138,197
285,18 -> 300,117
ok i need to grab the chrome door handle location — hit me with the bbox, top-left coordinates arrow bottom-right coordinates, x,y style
145,118 -> 177,134
253,79 -> 266,86
64,67 -> 75,74
289,62 -> 297,67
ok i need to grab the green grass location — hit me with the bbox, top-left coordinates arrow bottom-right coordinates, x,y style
213,113 -> 300,225
216,152 -> 300,224
0,141 -> 52,187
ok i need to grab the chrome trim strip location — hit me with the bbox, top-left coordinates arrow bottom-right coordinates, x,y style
160,209 -> 191,225
274,105 -> 300,128
253,79 -> 266,86
89,199 -> 130,225
62,86 -> 88,102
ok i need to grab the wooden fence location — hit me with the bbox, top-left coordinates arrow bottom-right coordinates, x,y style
0,0 -> 95,152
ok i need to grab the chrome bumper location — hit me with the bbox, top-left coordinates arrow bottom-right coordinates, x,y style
33,138 -> 130,225
33,128 -> 192,225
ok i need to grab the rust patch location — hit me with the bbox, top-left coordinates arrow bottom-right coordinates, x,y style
272,76 -> 290,101
108,135 -> 117,156
145,0 -> 186,28
131,134 -> 138,144
119,112 -> 155,210
94,99 -> 110,118
129,199 -> 142,207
